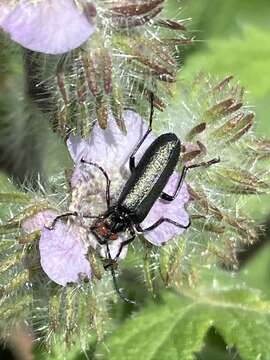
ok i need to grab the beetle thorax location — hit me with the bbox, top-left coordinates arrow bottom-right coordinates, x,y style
106,208 -> 131,233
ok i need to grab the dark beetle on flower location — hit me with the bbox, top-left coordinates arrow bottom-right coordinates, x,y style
49,95 -> 220,302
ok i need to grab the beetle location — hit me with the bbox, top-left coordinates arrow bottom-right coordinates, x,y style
49,94 -> 220,302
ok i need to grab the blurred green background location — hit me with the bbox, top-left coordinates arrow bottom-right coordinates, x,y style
1,0 -> 270,359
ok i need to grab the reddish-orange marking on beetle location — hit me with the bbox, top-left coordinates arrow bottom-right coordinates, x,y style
109,233 -> 118,241
97,224 -> 108,237
95,222 -> 119,241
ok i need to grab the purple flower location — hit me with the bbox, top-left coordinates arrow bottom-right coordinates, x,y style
22,209 -> 58,234
22,210 -> 91,286
67,111 -> 190,246
39,222 -> 91,286
0,0 -> 96,54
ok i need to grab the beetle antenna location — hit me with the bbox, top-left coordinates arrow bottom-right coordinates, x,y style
81,159 -> 111,209
106,244 -> 136,305
110,267 -> 136,305
149,91 -> 154,130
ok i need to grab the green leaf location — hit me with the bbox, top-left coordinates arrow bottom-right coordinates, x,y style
240,242 -> 270,300
197,327 -> 241,360
97,284 -> 270,360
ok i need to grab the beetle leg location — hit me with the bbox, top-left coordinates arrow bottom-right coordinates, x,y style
46,211 -> 79,230
135,217 -> 191,232
81,159 -> 111,209
114,228 -> 136,261
161,157 -> 220,201
129,128 -> 152,172
113,235 -> 135,261
129,93 -> 154,172
46,211 -> 103,230
90,228 -> 109,245
105,243 -> 136,304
